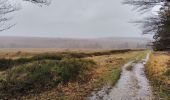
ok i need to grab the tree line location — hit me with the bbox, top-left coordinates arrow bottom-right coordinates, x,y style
124,0 -> 170,51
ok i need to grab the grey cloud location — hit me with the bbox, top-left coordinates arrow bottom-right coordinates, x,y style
0,0 -> 151,38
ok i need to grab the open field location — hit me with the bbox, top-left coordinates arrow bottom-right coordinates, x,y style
0,49 -> 146,99
146,52 -> 170,99
0,48 -> 136,59
0,48 -> 101,59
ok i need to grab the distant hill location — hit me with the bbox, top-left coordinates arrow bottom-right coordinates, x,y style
0,36 -> 151,49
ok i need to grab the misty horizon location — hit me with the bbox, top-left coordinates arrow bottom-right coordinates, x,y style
0,35 -> 152,39
0,36 -> 150,49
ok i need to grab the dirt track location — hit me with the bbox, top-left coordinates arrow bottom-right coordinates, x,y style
88,53 -> 154,100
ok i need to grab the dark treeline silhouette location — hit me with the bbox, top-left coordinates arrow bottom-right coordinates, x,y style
124,0 -> 170,51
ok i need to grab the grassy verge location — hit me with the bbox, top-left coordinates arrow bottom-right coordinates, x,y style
135,50 -> 149,62
146,52 -> 170,99
125,50 -> 149,71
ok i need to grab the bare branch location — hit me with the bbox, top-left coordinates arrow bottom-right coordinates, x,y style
23,0 -> 51,5
0,0 -> 51,32
123,0 -> 164,12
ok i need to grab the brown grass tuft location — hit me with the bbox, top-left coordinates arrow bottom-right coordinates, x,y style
146,52 -> 170,99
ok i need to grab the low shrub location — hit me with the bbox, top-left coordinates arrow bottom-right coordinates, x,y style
0,59 -> 13,70
0,54 -> 64,71
65,52 -> 91,58
164,68 -> 170,76
0,58 -> 96,99
0,50 -> 131,71
59,58 -> 96,83
63,49 -> 131,58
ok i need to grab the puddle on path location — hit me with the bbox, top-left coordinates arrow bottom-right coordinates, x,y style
87,53 -> 154,100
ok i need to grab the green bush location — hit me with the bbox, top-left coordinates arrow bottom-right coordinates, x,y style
31,53 -> 63,61
0,59 -> 13,70
164,69 -> 170,76
0,58 -> 96,99
0,50 -> 131,71
0,54 -> 63,71
59,58 -> 94,83
65,52 -> 90,58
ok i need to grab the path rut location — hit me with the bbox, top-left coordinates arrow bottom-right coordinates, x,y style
88,53 -> 154,100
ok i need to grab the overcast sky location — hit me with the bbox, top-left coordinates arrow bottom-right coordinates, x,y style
0,0 -> 152,38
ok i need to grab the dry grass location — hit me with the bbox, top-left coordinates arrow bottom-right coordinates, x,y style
20,51 -> 144,100
126,51 -> 149,71
0,48 -> 142,59
0,48 -> 101,59
0,49 -> 146,100
146,52 -> 170,99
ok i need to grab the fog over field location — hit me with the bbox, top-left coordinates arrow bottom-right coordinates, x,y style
0,0 -> 152,50
0,36 -> 150,49
1,0 -> 170,99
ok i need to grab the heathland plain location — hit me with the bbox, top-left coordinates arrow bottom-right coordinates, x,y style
0,49 -> 169,100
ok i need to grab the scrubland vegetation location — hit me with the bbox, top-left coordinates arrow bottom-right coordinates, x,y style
0,53 -> 96,99
0,49 -> 145,99
146,52 -> 170,99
